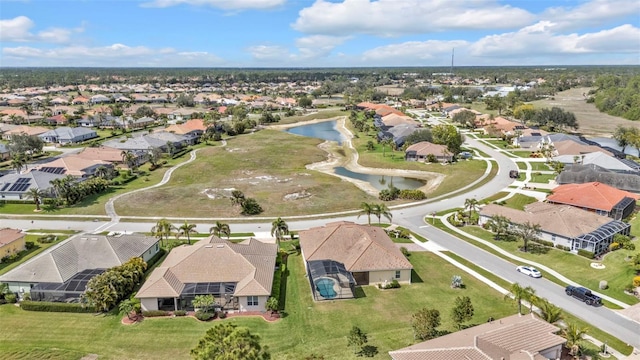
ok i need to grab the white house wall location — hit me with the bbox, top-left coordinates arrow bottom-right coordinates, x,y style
368,269 -> 411,285
238,295 -> 268,312
140,298 -> 158,312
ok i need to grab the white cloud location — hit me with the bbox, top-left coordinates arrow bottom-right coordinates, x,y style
295,35 -> 349,59
469,23 -> 640,57
0,16 -> 84,43
140,0 -> 285,10
293,0 -> 534,36
543,0 -> 640,30
361,40 -> 469,66
1,44 -> 223,67
247,45 -> 289,61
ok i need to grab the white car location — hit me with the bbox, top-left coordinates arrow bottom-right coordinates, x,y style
516,265 -> 542,278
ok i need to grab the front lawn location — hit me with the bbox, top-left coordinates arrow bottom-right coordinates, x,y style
502,194 -> 538,210
0,235 -> 68,276
459,225 -> 639,305
529,173 -> 557,184
0,251 -> 517,359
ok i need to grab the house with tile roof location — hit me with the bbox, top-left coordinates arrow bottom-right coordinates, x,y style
0,170 -> 66,200
33,156 -> 112,178
299,221 -> 413,288
547,182 -> 638,220
405,141 -> 452,162
389,314 -> 565,360
136,236 -> 277,313
2,125 -> 49,140
0,233 -> 159,299
479,202 -> 631,255
0,228 -> 26,262
75,146 -> 145,168
38,127 -> 98,144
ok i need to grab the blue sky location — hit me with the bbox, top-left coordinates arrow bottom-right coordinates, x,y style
1,0 -> 639,67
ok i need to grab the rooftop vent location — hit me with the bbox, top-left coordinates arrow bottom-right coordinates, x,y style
204,245 -> 213,248
216,245 -> 224,248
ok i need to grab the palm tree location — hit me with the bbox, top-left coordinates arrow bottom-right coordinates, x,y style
178,221 -> 197,245
535,298 -> 563,324
562,323 -> 589,359
372,203 -> 392,224
380,138 -> 393,157
515,221 -> 542,253
151,218 -> 176,247
121,150 -> 135,170
358,202 -> 374,225
486,215 -> 511,240
210,221 -> 231,239
94,166 -> 109,179
504,282 -> 535,314
230,190 -> 245,206
25,187 -> 46,211
271,217 -> 289,246
464,198 -> 479,224
11,154 -> 26,174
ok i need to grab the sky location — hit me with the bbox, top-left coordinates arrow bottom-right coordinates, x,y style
1,0 -> 639,67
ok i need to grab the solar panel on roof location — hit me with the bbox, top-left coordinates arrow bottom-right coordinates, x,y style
16,177 -> 30,184
1,183 -> 10,191
8,183 -> 30,192
40,167 -> 65,174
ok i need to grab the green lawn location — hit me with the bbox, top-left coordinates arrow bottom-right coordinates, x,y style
481,192 -> 510,204
511,150 -> 535,158
0,251 -> 517,359
529,173 -> 557,184
502,194 -> 538,210
529,162 -> 552,171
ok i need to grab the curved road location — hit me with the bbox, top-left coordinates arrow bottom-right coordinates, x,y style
7,136 -> 640,350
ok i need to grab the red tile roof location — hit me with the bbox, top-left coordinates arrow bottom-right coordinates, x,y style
547,182 -> 638,212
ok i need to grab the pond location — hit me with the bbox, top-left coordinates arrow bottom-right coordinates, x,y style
286,120 -> 345,145
334,167 -> 425,190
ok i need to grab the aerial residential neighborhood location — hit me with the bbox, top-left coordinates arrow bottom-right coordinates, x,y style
1,0 -> 640,359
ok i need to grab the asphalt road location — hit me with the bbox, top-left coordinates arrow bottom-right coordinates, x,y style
5,136 -> 639,349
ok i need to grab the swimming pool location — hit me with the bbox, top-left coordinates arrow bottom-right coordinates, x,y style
316,278 -> 337,299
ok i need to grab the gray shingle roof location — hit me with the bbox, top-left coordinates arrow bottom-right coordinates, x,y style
0,234 -> 158,284
0,170 -> 66,195
39,127 -> 97,141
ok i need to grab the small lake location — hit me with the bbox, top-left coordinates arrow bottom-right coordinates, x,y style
286,120 -> 345,145
287,120 -> 426,191
334,167 -> 425,190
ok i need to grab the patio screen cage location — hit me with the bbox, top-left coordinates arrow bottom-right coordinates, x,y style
177,282 -> 238,310
572,220 -> 631,255
31,268 -> 105,302
307,259 -> 356,301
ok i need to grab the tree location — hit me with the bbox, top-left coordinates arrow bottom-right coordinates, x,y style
151,218 -> 176,247
148,147 -> 163,167
464,198 -> 479,224
270,217 -> 289,246
119,298 -> 139,320
450,296 -> 474,329
230,190 -> 245,206
25,187 -> 46,211
10,153 -> 26,173
451,110 -> 477,128
411,307 -> 441,341
178,221 -> 197,245
432,124 -> 464,155
515,221 -> 542,252
210,221 -> 231,239
190,323 -> 270,360
297,95 -> 312,108
121,150 -> 136,170
192,294 -> 215,313
241,198 -> 263,215
265,297 -> 278,315
535,298 -> 563,324
380,138 -> 393,157
366,140 -> 375,151
346,326 -> 368,354
358,202 -> 373,225
404,129 -> 433,145
504,282 -> 535,314
372,203 -> 392,224
8,133 -> 44,154
486,215 -> 511,240
562,323 -> 589,359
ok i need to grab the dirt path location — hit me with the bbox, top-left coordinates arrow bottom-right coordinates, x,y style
280,116 -> 445,196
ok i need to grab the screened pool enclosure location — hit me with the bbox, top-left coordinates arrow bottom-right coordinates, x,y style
31,268 -> 105,302
307,260 -> 356,301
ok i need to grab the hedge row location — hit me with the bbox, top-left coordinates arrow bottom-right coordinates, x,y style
142,310 -> 169,317
577,249 -> 595,259
20,301 -> 97,313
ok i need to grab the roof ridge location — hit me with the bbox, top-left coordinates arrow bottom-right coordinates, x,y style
306,225 -> 341,260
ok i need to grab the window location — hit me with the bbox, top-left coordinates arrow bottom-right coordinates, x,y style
395,271 -> 401,279
247,296 -> 258,306
155,243 -> 159,252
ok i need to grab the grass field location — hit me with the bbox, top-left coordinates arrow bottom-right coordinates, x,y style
529,173 -> 557,184
0,251 -> 517,360
0,235 -> 68,276
530,87 -> 634,136
502,194 -> 538,210
115,129 -> 378,217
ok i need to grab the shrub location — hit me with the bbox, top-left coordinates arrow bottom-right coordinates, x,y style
173,310 -> 187,316
599,280 -> 608,290
383,280 -> 401,289
218,311 -> 227,319
555,244 -> 571,251
5,293 -> 17,303
20,301 -> 97,313
609,242 -> 620,251
577,249 -> 595,259
142,310 -> 169,317
633,276 -> 640,288
451,275 -> 463,289
25,241 -> 36,250
400,247 -> 410,258
531,238 -> 554,247
37,235 -> 57,244
23,293 -> 31,301
624,243 -> 636,251
398,189 -> 427,200
195,310 -> 215,321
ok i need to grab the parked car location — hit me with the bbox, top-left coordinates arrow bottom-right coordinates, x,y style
516,265 -> 542,278
565,285 -> 602,306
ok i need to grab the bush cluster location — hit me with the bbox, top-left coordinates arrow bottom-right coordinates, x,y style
378,280 -> 401,289
555,244 -> 571,251
577,249 -> 595,259
530,238 -> 554,247
5,293 -> 17,303
20,301 -> 96,313
82,257 -> 147,312
633,276 -> 640,288
173,310 -> 187,316
399,189 -> 427,200
195,310 -> 216,321
142,310 -> 169,317
37,235 -> 57,244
